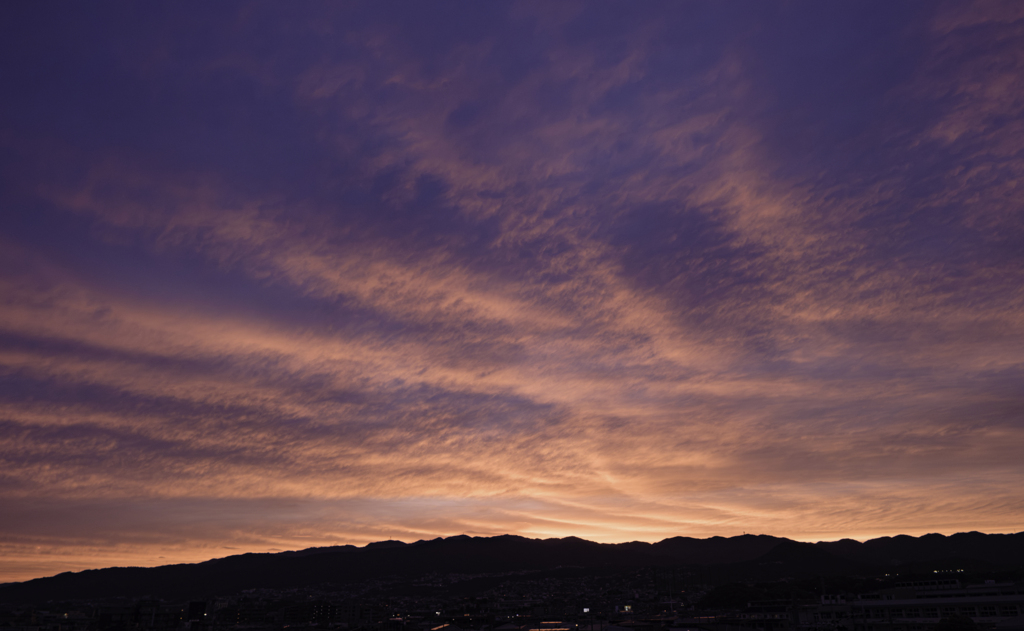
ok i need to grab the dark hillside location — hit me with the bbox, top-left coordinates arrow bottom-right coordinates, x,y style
2,532 -> 1022,603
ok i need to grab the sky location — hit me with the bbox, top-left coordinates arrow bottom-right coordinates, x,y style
1,1 -> 1023,583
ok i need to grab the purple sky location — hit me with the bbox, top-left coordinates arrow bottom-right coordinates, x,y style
1,1 -> 1023,582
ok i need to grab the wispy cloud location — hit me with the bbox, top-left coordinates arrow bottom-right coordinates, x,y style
0,1 -> 1022,582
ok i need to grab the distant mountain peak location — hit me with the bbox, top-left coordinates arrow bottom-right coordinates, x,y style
364,539 -> 408,549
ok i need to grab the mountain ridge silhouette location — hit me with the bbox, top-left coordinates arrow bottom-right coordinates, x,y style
2,531 -> 1022,602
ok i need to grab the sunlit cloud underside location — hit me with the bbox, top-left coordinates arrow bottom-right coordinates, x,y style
1,1 -> 1023,582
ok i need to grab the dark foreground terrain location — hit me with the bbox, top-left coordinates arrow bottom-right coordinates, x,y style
2,532 -> 1024,631
3,532 -> 1024,602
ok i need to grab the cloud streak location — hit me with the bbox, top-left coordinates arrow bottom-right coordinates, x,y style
0,0 -> 1022,582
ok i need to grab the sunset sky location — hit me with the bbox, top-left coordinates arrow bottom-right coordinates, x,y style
2,1 -> 1023,583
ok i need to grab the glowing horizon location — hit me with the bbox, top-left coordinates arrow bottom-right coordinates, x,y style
6,528 -> 1022,586
1,2 -> 1023,583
